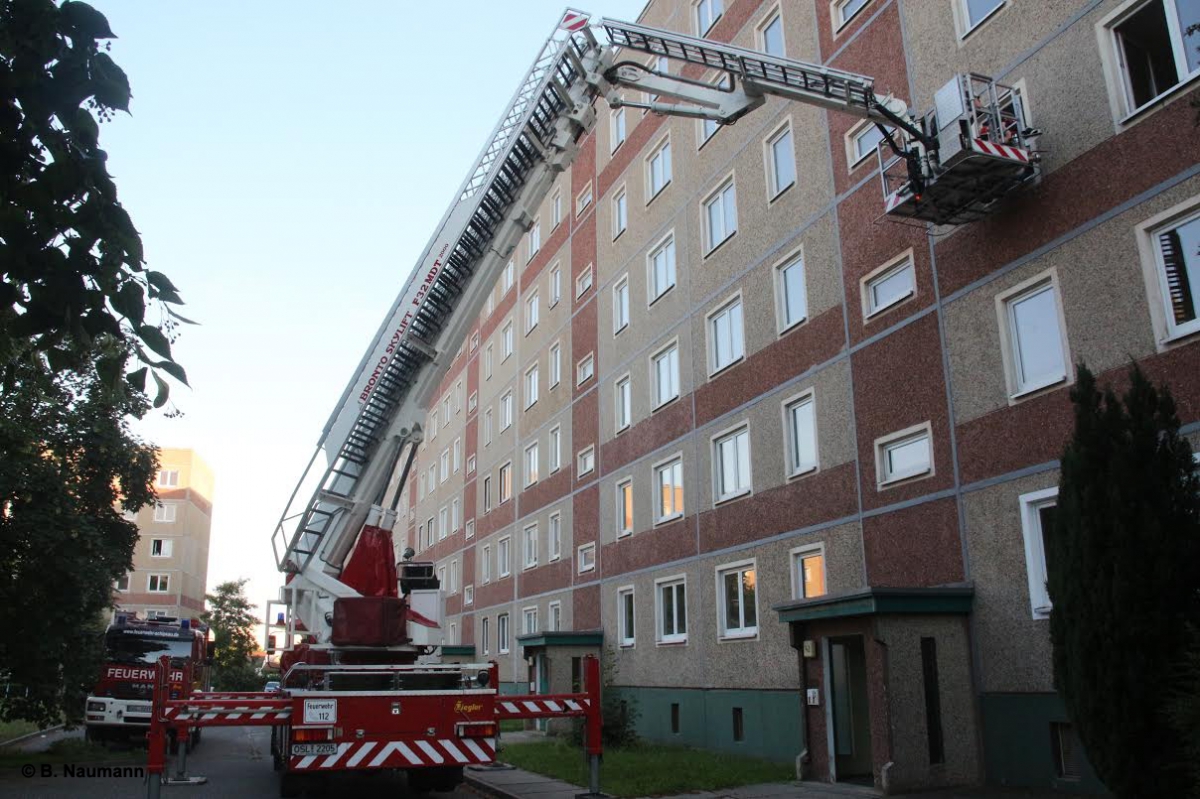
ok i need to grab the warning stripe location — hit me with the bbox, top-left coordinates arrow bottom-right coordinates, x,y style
560,11 -> 589,31
972,138 -> 1029,163
290,738 -> 496,771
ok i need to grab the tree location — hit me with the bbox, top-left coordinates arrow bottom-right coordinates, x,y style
0,0 -> 191,404
201,580 -> 261,692
1049,364 -> 1200,798
0,355 -> 157,726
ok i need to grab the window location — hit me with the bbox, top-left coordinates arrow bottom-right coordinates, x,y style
523,524 -> 539,569
759,9 -> 785,55
438,565 -> 447,589
550,265 -> 562,307
654,456 -> 684,523
121,507 -> 137,521
548,601 -> 562,631
785,392 -> 819,476
453,438 -> 462,472
525,363 -> 539,408
848,119 -> 890,167
613,275 -> 630,333
695,0 -> 723,33
148,574 -> 170,593
448,622 -> 457,645
615,376 -> 632,432
442,396 -> 451,425
482,544 -> 492,582
484,344 -> 494,379
419,471 -> 426,499
523,606 -> 539,634
502,322 -> 514,359
481,616 -> 490,654
526,291 -> 539,333
576,265 -> 594,297
652,343 -> 680,408
115,573 -> 130,592
503,260 -> 515,294
150,539 -> 172,558
576,183 -> 593,216
466,519 -> 475,539
1000,277 -> 1068,396
1107,0 -> 1200,117
528,219 -> 541,262
524,441 -> 539,487
877,424 -> 933,485
1148,205 -> 1200,340
549,342 -> 562,387
717,561 -> 757,638
425,516 -> 434,549
501,392 -> 513,430
1020,486 -> 1058,618
440,449 -> 450,483
451,498 -> 460,532
428,411 -> 437,439
552,190 -> 562,229
464,584 -> 474,605
618,587 -> 635,646
708,296 -> 745,374
498,613 -> 510,653
863,253 -> 915,317
485,292 -> 494,319
648,137 -> 672,199
835,0 -> 871,29
482,476 -> 492,515
792,544 -> 827,599
577,354 -> 595,385
498,536 -> 511,578
427,464 -> 436,493
960,0 -> 1004,33
145,609 -> 169,620
703,178 -> 738,253
657,577 -> 687,643
648,233 -> 676,302
578,446 -> 596,476
471,331 -> 479,352
610,107 -> 627,154
549,425 -> 562,472
157,469 -> 179,487
613,187 -> 628,239
484,408 -> 494,445
765,122 -> 796,198
154,503 -> 177,523
713,425 -> 752,502
450,559 -> 459,593
439,506 -> 448,539
578,542 -> 596,573
549,512 -> 562,560
499,462 -> 512,503
775,250 -> 808,332
468,391 -> 477,413
617,478 -> 634,536
699,74 -> 731,144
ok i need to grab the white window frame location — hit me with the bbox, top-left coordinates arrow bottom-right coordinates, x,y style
503,260 -> 515,294
500,391 -> 513,430
498,613 -> 510,653
482,544 -> 492,583
525,363 -> 540,409
862,250 -> 916,319
1137,196 -> 1200,345
1019,486 -> 1058,619
452,498 -> 460,532
576,264 -> 594,298
618,585 -> 636,647
647,231 -> 676,304
706,292 -> 746,377
845,118 -> 890,168
464,584 -> 474,605
578,445 -> 596,476
702,175 -> 738,255
1100,0 -> 1200,121
833,0 -> 873,32
450,559 -> 459,594
774,246 -> 808,334
453,437 -> 462,473
484,408 -> 494,445
549,425 -> 562,473
523,523 -> 539,569
646,134 -> 673,201
576,182 -> 593,217
757,5 -> 785,56
655,574 -> 688,644
548,600 -> 562,631
694,0 -> 723,34
115,573 -> 130,592
528,218 -> 541,262
525,290 -> 540,334
154,503 -> 177,523
524,441 -> 540,487
157,469 -> 179,488
150,538 -> 173,558
484,343 -> 494,380
578,542 -> 597,573
616,477 -> 634,537
651,340 -> 680,410
552,189 -> 562,229
876,422 -> 934,487
790,542 -> 828,600
440,449 -> 450,483
652,453 -> 685,525
468,391 -> 478,413
958,0 -> 1006,37
610,107 -> 627,153
615,374 -> 632,433
550,264 -> 562,307
523,606 -> 539,635
148,573 -> 170,593
439,506 -> 448,539
499,461 -> 513,504
996,271 -> 1071,400
481,616 -> 490,654
612,186 -> 628,240
783,389 -> 819,478
613,274 -> 630,334
549,512 -> 562,561
764,118 -> 796,200
711,422 -> 753,504
549,341 -> 562,387
715,558 -> 758,640
577,354 -> 595,385
502,321 -> 514,360
466,519 -> 475,539
498,535 -> 512,578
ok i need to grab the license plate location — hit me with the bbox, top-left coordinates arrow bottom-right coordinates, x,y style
127,705 -> 152,715
291,743 -> 338,756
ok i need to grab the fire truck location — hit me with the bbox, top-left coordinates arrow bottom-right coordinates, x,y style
86,614 -> 211,750
144,8 -> 1041,798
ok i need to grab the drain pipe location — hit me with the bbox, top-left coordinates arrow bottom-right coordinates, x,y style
789,622 -> 811,780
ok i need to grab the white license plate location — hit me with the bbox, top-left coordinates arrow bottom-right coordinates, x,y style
127,705 -> 152,715
292,743 -> 338,756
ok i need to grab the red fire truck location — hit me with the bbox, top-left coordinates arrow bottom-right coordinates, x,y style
86,615 -> 211,750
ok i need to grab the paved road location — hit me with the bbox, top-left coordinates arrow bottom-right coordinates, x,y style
0,726 -> 478,799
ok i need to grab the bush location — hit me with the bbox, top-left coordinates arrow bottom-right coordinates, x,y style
570,646 -> 639,748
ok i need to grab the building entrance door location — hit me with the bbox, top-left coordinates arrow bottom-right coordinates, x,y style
828,636 -> 872,783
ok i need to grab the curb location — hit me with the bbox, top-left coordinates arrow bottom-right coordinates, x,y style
464,769 -> 524,799
0,725 -> 65,749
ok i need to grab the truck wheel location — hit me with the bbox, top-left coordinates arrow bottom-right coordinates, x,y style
279,772 -> 303,798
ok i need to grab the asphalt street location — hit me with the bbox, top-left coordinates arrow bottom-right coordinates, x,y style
0,726 -> 478,799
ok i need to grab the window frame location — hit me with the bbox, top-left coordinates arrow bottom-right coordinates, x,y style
499,461 -> 513,504
833,0 -> 873,32
498,535 -> 512,578
578,542 -> 597,573
694,0 -> 724,34
578,445 -> 596,476
958,0 -> 1006,37
651,339 -> 681,410
157,469 -> 179,488
715,558 -> 758,640
610,107 -> 627,154
498,612 -> 510,653
876,422 -> 935,487
617,585 -> 636,647
615,373 -> 632,433
523,606 -> 539,635
482,544 -> 492,583
701,174 -> 739,255
464,584 -> 474,605
790,542 -> 828,600
502,321 -> 514,360
782,388 -> 820,478
711,422 -> 753,504
616,477 -> 634,538
576,264 -> 594,298
861,249 -> 917,320
763,118 -> 797,201
528,218 -> 541,262
757,5 -> 785,56
1101,0 -> 1200,121
612,186 -> 628,240
481,616 -> 490,654
647,230 -> 677,305
524,362 -> 540,409
613,274 -> 630,335
524,441 -> 539,487
1019,486 -> 1059,619
577,353 -> 595,385
706,292 -> 746,377
153,503 -> 177,523
148,573 -> 170,594
549,425 -> 562,473
550,263 -> 562,307
996,271 -> 1072,400
549,511 -> 563,561
549,341 -> 562,388
500,391 -> 513,430
646,134 -> 673,202
548,600 -> 562,632
150,538 -> 173,558
652,453 -> 685,525
525,290 -> 540,334
576,182 -> 593,217
773,245 -> 808,334
845,118 -> 890,169
655,574 -> 688,645
523,523 -> 539,570
1137,197 -> 1200,345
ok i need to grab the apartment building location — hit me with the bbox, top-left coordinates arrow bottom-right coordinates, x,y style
114,448 -> 214,621
396,0 -> 1200,792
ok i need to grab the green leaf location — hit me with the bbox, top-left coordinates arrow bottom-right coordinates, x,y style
155,360 -> 189,388
145,271 -> 179,294
126,367 -> 148,393
112,281 -> 144,325
166,307 -> 199,325
96,356 -> 121,389
92,53 -> 132,113
152,372 -> 169,408
60,1 -> 117,40
137,324 -> 171,360
63,107 -> 99,149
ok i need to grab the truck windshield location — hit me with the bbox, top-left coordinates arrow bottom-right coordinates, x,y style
105,632 -> 193,665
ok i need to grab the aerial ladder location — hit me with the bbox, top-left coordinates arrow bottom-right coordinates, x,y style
144,8 -> 1041,798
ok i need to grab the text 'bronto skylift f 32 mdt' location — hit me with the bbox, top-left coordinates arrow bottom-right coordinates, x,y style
140,7 -> 1042,798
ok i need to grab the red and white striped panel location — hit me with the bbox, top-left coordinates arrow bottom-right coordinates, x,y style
971,138 -> 1030,163
559,11 -> 589,32
167,705 -> 291,724
290,737 -> 496,771
496,697 -> 589,718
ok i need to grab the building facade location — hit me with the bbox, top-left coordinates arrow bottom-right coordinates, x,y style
115,448 -> 214,621
397,0 -> 1200,792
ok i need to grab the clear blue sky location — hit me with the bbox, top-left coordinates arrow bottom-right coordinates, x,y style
97,1 -> 647,628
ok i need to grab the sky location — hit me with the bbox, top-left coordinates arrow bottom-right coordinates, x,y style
95,0 -> 648,632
